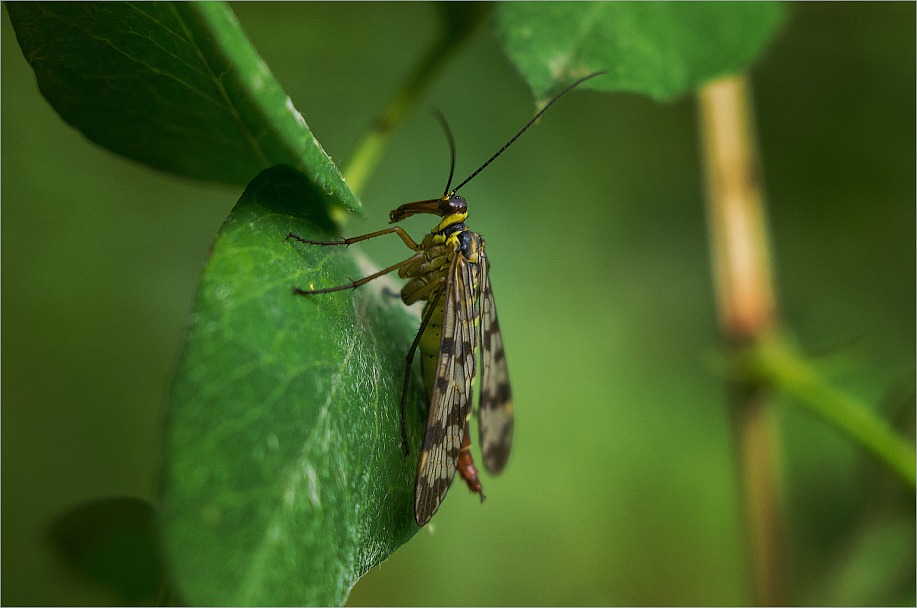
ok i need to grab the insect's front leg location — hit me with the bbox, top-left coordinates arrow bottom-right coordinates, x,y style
286,226 -> 422,251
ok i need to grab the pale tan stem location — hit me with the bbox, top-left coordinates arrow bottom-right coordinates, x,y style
698,76 -> 777,338
697,75 -> 787,606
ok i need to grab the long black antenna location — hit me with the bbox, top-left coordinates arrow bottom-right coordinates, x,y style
432,109 -> 457,197
450,71 -> 605,194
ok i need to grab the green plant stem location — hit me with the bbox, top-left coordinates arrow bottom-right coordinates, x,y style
698,75 -> 786,606
341,7 -> 486,199
747,338 -> 916,489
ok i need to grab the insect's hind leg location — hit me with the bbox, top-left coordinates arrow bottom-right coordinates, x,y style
292,253 -> 422,296
399,287 -> 444,456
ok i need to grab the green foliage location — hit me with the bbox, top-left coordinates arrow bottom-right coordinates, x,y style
160,167 -> 425,605
6,2 -> 358,212
495,2 -> 785,100
6,1 -> 912,607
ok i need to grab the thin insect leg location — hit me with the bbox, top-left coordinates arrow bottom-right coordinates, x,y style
293,253 -> 423,296
400,284 -> 445,456
287,226 -> 422,251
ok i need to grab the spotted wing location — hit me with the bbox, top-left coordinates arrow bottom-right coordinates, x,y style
477,250 -> 514,474
414,252 -> 481,526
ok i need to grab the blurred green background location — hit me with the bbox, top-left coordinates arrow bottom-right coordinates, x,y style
2,2 -> 913,605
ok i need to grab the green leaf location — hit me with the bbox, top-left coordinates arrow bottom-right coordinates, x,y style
494,2 -> 786,101
160,166 -> 424,606
49,497 -> 165,604
6,2 -> 359,213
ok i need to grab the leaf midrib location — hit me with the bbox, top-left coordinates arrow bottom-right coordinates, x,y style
232,295 -> 367,604
170,3 -> 272,169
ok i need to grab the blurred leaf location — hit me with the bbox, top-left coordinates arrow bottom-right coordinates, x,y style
6,2 -> 359,212
811,514 -> 916,606
160,166 -> 425,605
494,2 -> 786,101
743,337 -> 916,489
437,1 -> 492,39
49,497 -> 164,604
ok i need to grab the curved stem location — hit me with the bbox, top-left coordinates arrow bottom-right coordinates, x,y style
342,7 -> 487,199
747,337 -> 916,489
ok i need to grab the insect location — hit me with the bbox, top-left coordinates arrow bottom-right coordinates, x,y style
288,72 -> 602,526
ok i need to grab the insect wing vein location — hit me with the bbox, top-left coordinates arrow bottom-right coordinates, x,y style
478,251 -> 514,474
414,253 -> 479,525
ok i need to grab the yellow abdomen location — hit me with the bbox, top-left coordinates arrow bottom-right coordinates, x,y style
419,297 -> 446,394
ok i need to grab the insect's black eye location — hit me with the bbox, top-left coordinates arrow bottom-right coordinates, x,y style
440,195 -> 466,215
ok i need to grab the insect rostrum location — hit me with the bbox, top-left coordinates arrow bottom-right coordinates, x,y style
288,72 -> 602,526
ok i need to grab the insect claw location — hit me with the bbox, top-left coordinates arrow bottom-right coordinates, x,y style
286,231 -> 321,245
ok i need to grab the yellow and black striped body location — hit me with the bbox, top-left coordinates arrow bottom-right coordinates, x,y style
286,70 -> 602,526
397,211 -> 490,513
399,219 -> 482,391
